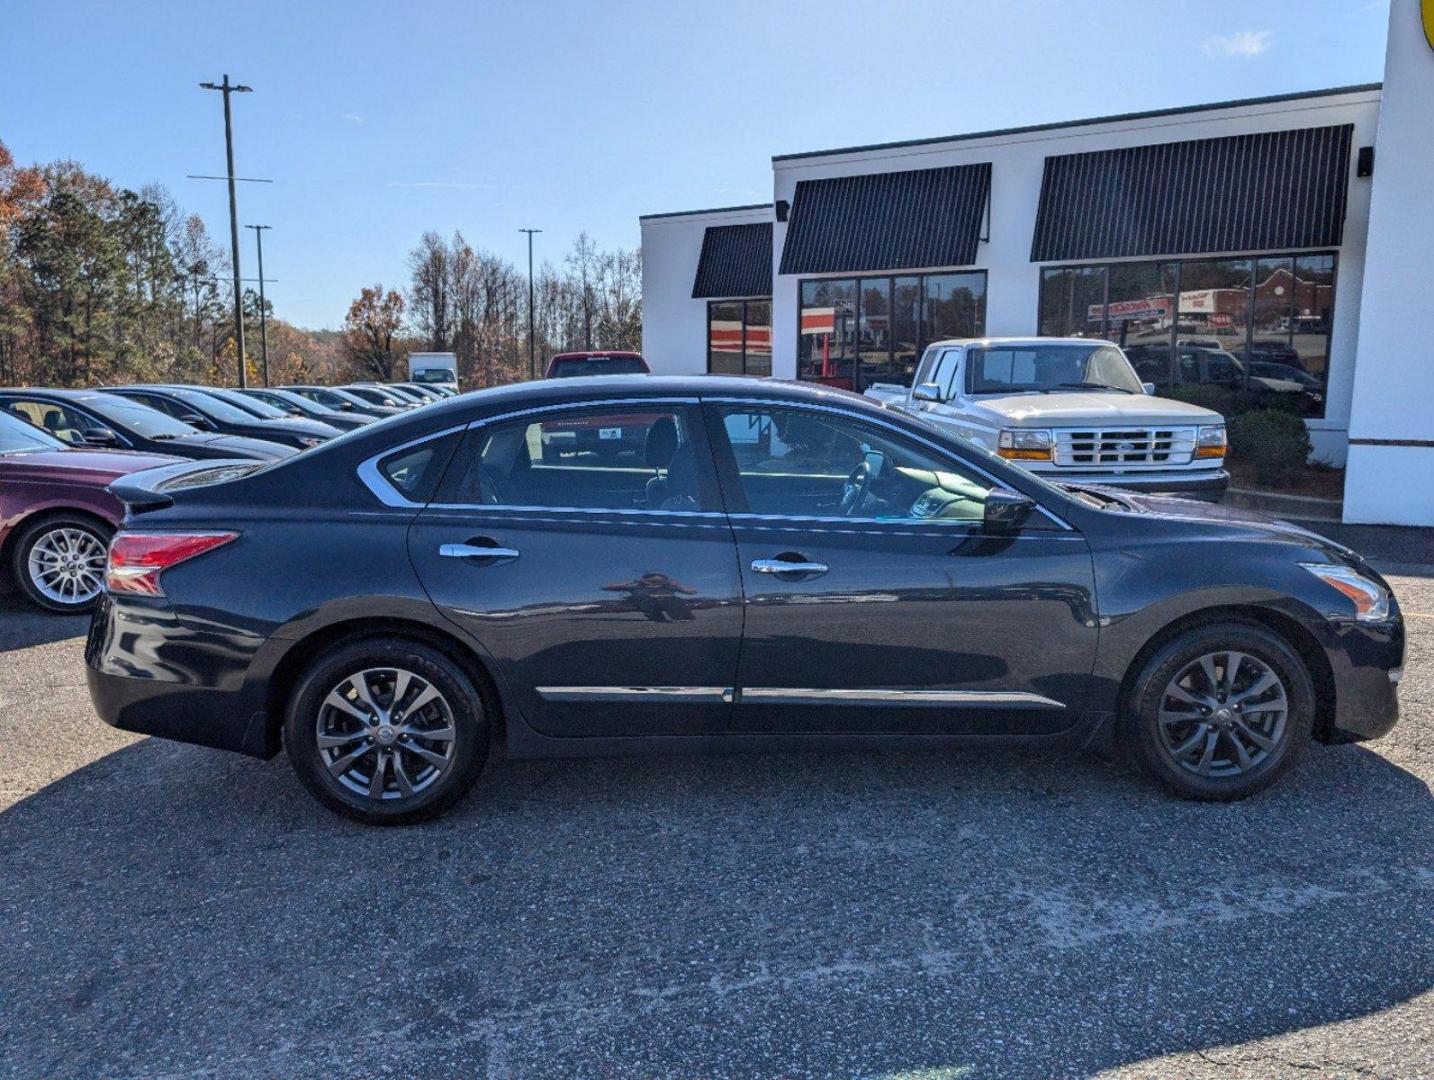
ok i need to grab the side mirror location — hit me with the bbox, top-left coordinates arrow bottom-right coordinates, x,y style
983,488 -> 1036,533
911,382 -> 944,403
180,412 -> 215,431
1141,382 -> 1156,395
81,426 -> 119,447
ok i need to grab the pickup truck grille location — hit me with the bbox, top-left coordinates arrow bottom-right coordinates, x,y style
1053,427 -> 1197,468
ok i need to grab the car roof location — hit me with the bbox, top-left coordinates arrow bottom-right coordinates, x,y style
925,336 -> 1119,349
549,351 -> 645,360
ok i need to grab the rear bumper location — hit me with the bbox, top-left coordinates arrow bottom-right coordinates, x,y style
85,594 -> 275,757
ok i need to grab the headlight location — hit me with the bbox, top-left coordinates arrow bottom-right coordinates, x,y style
1194,424 -> 1227,459
997,429 -> 1053,461
1300,563 -> 1391,622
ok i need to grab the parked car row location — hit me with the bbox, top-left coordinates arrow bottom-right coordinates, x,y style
0,380 -> 452,613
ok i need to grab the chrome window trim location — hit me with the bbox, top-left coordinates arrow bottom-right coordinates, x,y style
356,393 -> 1073,532
740,688 -> 1065,708
705,394 -> 1075,531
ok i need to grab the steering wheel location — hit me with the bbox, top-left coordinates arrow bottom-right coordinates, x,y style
839,460 -> 873,516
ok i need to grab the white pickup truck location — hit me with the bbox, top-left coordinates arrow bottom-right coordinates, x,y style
866,337 -> 1229,499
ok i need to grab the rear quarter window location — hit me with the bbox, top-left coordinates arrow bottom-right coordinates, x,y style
376,432 -> 462,503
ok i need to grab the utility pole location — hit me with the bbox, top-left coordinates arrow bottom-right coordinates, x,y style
519,227 -> 542,379
244,225 -> 272,385
199,75 -> 254,386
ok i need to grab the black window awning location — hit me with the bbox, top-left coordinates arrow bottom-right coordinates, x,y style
778,163 -> 992,276
1030,124 -> 1353,262
691,222 -> 773,299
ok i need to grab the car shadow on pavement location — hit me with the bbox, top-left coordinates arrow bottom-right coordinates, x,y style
1,733 -> 1430,1079
0,590 -> 91,652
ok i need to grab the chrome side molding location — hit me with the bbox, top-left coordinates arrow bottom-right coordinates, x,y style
537,686 -> 1064,709
741,688 -> 1065,708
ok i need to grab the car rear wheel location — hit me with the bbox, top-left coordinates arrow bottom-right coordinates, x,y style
1124,622 -> 1314,801
10,514 -> 112,614
283,638 -> 489,824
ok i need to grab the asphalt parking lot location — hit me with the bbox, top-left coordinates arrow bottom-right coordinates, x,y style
1,535 -> 1430,1079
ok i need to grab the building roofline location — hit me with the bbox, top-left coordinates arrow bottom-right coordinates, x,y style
639,202 -> 772,222
771,83 -> 1383,164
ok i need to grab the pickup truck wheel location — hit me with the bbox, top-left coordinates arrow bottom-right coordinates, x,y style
1123,622 -> 1314,801
10,514 -> 112,614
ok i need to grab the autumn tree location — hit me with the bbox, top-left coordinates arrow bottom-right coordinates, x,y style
340,285 -> 406,380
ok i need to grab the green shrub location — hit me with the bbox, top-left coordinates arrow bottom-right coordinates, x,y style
1227,409 -> 1313,486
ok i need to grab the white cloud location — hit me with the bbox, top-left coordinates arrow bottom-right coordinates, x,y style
1202,30 -> 1273,59
342,113 -> 366,123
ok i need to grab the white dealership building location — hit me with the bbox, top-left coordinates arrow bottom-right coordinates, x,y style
641,0 -> 1434,527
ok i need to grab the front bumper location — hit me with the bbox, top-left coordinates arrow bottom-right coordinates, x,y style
1028,466 -> 1230,499
1321,614 -> 1404,742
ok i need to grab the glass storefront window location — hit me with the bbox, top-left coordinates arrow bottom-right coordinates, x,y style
1037,253 -> 1335,417
707,298 -> 773,377
798,270 -> 987,393
798,278 -> 858,390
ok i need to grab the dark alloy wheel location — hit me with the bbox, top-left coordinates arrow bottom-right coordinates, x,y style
1124,621 -> 1315,801
10,514 -> 112,614
283,638 -> 488,824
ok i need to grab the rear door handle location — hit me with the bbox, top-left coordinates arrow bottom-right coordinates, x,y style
751,558 -> 829,576
440,542 -> 520,561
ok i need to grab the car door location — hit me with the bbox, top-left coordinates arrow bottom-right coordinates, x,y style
705,398 -> 1098,737
406,399 -> 745,739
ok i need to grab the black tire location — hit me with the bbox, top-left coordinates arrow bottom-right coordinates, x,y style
283,637 -> 489,824
9,513 -> 112,614
1123,621 -> 1315,801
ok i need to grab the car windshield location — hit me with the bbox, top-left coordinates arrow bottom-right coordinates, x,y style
550,356 -> 646,377
163,387 -> 264,424
965,344 -> 1145,395
411,369 -> 455,384
206,388 -> 288,419
82,394 -> 198,438
346,386 -> 401,406
265,390 -> 328,414
0,409 -> 68,453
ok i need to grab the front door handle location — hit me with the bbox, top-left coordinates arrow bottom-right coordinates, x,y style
751,557 -> 829,577
440,542 -> 520,561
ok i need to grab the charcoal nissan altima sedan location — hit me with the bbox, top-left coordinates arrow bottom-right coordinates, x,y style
86,376 -> 1403,823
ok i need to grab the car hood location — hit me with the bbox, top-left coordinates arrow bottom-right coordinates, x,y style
250,417 -> 342,439
188,433 -> 298,459
1075,484 -> 1361,563
969,392 -> 1222,426
0,448 -> 185,484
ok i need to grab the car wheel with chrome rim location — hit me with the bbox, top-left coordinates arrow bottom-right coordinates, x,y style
283,638 -> 488,824
1124,621 -> 1314,801
11,514 -> 112,614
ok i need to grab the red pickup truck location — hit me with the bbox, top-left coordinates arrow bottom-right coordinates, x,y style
541,352 -> 653,461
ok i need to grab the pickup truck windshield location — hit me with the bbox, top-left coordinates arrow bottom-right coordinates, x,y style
966,344 -> 1144,395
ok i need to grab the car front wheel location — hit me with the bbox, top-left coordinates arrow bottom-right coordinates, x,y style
10,514 -> 112,614
283,638 -> 489,824
1124,621 -> 1315,800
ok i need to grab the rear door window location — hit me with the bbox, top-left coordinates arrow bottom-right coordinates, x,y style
437,405 -> 715,512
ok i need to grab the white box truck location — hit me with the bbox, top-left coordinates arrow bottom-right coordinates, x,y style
407,352 -> 459,394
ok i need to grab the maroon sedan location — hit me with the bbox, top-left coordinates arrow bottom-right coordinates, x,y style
0,410 -> 181,613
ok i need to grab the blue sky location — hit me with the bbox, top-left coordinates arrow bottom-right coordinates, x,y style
0,1 -> 1391,329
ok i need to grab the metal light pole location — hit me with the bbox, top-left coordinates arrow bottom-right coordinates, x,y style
200,75 -> 254,386
244,225 -> 272,386
519,227 -> 542,379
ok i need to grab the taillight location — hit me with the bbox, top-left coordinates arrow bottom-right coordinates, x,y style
105,531 -> 238,596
